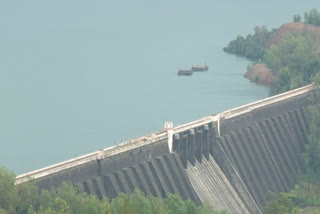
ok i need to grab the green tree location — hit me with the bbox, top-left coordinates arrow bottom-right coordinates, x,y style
129,189 -> 151,214
110,193 -> 129,214
305,8 -> 320,26
26,206 -> 37,214
101,199 -> 111,214
198,204 -> 226,214
39,189 -> 56,211
38,207 -> 56,214
272,66 -> 291,94
166,194 -> 186,214
263,192 -> 297,214
0,168 -> 18,213
150,196 -> 166,214
16,180 -> 39,214
184,200 -> 198,214
0,208 -> 8,214
52,197 -> 71,214
81,194 -> 106,214
293,14 -> 302,22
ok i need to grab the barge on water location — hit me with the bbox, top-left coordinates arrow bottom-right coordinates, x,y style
191,65 -> 208,71
178,69 -> 193,76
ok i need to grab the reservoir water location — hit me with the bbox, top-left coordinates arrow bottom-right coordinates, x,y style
0,1 -> 318,174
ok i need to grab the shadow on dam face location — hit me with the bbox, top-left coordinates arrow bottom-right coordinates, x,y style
17,85 -> 316,214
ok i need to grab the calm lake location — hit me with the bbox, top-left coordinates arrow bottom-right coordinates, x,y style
0,0 -> 318,174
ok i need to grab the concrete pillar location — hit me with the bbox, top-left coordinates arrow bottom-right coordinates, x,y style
188,129 -> 196,166
123,168 -> 140,192
235,130 -> 267,204
75,182 -> 85,194
82,181 -> 90,194
172,153 -> 202,205
217,114 -> 221,137
209,124 -> 217,156
167,129 -> 174,153
287,111 -> 305,151
272,117 -> 301,173
94,177 -> 107,198
156,157 -> 179,194
114,172 -> 131,194
260,121 -> 293,189
142,163 -> 163,197
105,174 -> 121,198
132,165 -> 152,195
245,127 -> 279,194
180,135 -> 188,168
173,134 -> 180,153
203,125 -> 210,160
266,119 -> 296,184
295,109 -> 308,140
163,155 -> 188,200
148,160 -> 169,198
256,122 -> 290,191
196,130 -> 203,162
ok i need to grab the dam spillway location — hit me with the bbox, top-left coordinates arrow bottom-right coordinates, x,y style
16,84 -> 316,214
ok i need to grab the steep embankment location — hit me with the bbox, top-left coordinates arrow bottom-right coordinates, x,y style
244,63 -> 275,85
244,22 -> 320,85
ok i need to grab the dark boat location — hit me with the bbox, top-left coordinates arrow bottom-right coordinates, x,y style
191,65 -> 208,71
178,69 -> 193,76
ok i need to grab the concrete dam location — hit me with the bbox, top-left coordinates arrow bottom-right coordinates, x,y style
16,84 -> 316,214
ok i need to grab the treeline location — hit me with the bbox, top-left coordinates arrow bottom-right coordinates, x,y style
223,25 -> 273,60
0,167 -> 224,214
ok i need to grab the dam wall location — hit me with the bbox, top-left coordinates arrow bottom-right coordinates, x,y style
169,85 -> 313,213
214,91 -> 311,210
216,107 -> 308,207
16,84 -> 316,214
